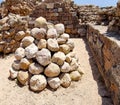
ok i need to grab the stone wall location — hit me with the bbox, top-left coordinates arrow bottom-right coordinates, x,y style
0,13 -> 29,54
77,5 -> 100,24
30,0 -> 82,36
97,6 -> 116,25
107,1 -> 120,34
87,24 -> 120,105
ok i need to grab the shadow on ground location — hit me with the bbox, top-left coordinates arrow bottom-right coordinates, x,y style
82,38 -> 113,105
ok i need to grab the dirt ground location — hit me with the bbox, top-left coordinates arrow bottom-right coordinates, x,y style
0,38 -> 113,105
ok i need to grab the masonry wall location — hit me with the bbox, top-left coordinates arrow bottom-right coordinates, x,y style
30,1 -> 81,36
87,24 -> 120,105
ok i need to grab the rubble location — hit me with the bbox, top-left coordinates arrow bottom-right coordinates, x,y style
9,17 -> 84,92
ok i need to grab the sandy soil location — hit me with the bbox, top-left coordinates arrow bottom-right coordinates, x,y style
0,38 -> 113,105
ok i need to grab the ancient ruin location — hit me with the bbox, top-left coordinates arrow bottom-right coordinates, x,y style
0,0 -> 120,105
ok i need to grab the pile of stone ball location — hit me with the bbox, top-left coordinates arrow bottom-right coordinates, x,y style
9,17 -> 84,92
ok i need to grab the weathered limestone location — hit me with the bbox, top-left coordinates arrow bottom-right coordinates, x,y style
17,71 -> 29,85
29,63 -> 44,75
30,75 -> 47,91
9,18 -> 83,92
15,47 -> 25,60
36,48 -> 51,66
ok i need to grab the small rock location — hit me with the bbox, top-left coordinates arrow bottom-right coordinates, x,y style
60,73 -> 71,88
30,75 -> 47,92
35,17 -> 47,28
55,23 -> 65,35
44,63 -> 60,77
70,58 -> 79,71
48,77 -> 61,89
20,58 -> 31,70
57,38 -> 66,45
29,63 -> 44,75
70,71 -> 81,81
60,33 -> 70,40
47,28 -> 58,39
52,51 -> 66,66
21,36 -> 34,48
66,52 -> 76,63
66,39 -> 75,51
25,43 -> 38,59
15,47 -> 25,60
31,28 -> 46,40
60,44 -> 71,54
37,39 -> 47,49
17,71 -> 29,85
61,62 -> 70,73
36,48 -> 51,66
12,60 -> 20,70
15,31 -> 25,41
47,38 -> 59,52
9,67 -> 18,79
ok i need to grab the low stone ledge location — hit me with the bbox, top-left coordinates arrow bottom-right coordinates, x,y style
87,23 -> 120,105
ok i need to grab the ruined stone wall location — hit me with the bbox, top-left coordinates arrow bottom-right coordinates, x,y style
87,24 -> 120,105
97,6 -> 116,25
77,5 -> 100,24
30,0 -> 82,36
107,1 -> 120,34
0,13 -> 29,54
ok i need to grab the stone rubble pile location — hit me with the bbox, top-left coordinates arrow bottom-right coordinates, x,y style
9,17 -> 84,92
0,13 -> 29,54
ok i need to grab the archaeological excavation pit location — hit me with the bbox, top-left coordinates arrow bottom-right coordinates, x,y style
0,0 -> 120,105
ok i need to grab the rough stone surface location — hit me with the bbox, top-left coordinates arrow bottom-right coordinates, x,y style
35,17 -> 47,28
70,71 -> 81,81
25,43 -> 38,59
47,38 -> 59,52
36,48 -> 51,66
44,63 -> 60,77
47,28 -> 58,39
15,47 -> 25,60
21,36 -> 34,48
48,77 -> 61,89
31,28 -> 46,40
17,71 -> 29,85
55,23 -> 65,35
19,58 -> 31,70
60,44 -> 70,54
52,51 -> 66,66
37,39 -> 47,49
61,62 -> 70,73
30,75 -> 47,92
29,63 -> 44,75
60,73 -> 71,88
